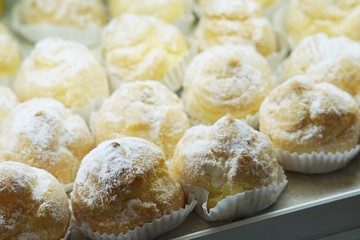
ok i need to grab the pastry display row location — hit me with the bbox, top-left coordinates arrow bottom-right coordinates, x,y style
0,0 -> 359,239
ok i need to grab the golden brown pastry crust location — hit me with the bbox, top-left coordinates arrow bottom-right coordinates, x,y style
195,0 -> 276,56
14,38 -> 109,109
284,34 -> 360,103
0,98 -> 95,184
259,75 -> 360,153
182,46 -> 271,124
93,80 -> 189,159
20,0 -> 107,29
172,114 -> 283,208
71,137 -> 184,235
0,162 -> 70,240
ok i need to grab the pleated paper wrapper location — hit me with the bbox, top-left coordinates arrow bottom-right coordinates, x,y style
73,200 -> 197,240
184,172 -> 288,222
276,145 -> 360,174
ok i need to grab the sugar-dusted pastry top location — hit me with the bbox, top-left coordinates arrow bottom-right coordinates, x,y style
71,137 -> 184,235
285,0 -> 360,45
195,0 -> 276,56
0,161 -> 70,240
182,46 -> 271,124
108,0 -> 188,23
20,0 -> 107,29
0,98 -> 95,184
0,23 -> 22,77
102,14 -> 188,89
93,80 -> 189,159
0,86 -> 19,127
259,75 -> 360,154
284,34 -> 360,103
172,114 -> 283,208
14,38 -> 109,109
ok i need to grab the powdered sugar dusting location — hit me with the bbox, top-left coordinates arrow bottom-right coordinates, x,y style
285,34 -> 360,96
0,162 -> 69,239
73,137 -> 164,207
175,115 -> 277,187
182,46 -> 271,123
259,75 -> 360,152
94,80 -> 189,158
21,38 -> 96,87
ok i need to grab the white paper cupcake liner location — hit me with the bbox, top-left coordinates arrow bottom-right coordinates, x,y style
63,182 -> 74,193
184,172 -> 287,221
71,98 -> 106,124
266,30 -> 289,70
60,222 -> 72,240
173,0 -> 196,36
11,4 -> 104,47
161,43 -> 198,93
272,2 -> 296,49
276,144 -> 360,174
73,200 -> 197,240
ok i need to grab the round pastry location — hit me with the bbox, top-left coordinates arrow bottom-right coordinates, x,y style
0,161 -> 70,239
172,114 -> 283,208
0,98 -> 95,184
0,23 -> 22,78
92,80 -> 189,159
13,38 -> 109,110
182,46 -> 271,125
0,86 -> 19,127
284,34 -> 360,104
108,0 -> 188,23
285,0 -> 360,45
19,0 -> 107,30
259,75 -> 360,154
102,14 -> 188,90
71,137 -> 185,235
195,0 -> 277,56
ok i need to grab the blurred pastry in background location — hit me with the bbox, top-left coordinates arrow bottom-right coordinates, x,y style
19,0 -> 107,30
0,23 -> 22,79
285,0 -> 360,45
182,45 -> 271,127
195,0 -> 277,56
284,34 -> 360,104
13,38 -> 109,117
102,14 -> 188,91
197,0 -> 280,11
108,0 -> 189,23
